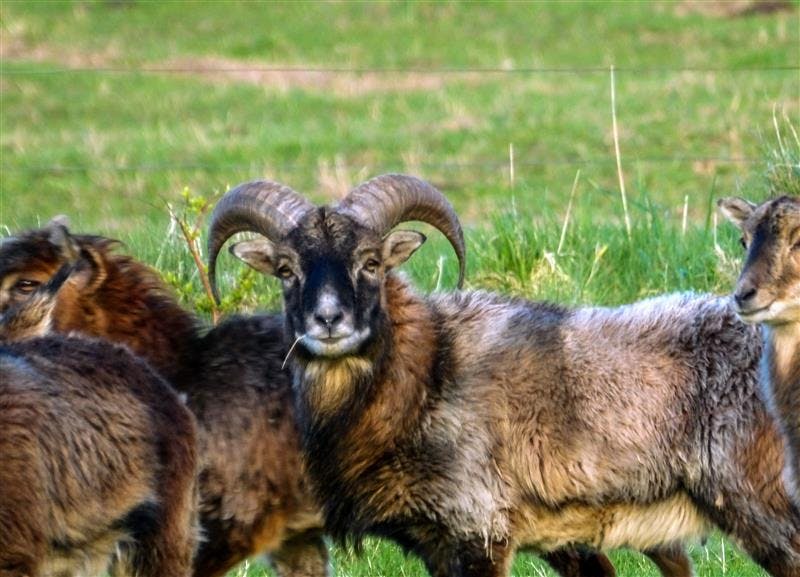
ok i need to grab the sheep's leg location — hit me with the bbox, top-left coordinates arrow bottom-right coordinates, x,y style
643,544 -> 694,577
0,520 -> 40,577
421,539 -> 513,577
119,497 -> 196,577
0,457 -> 43,577
717,505 -> 800,577
0,561 -> 38,577
538,545 -> 691,577
542,548 -> 616,577
144,484 -> 197,577
456,541 -> 513,577
269,530 -> 330,577
127,439 -> 197,577
732,534 -> 800,577
694,418 -> 800,577
700,486 -> 800,577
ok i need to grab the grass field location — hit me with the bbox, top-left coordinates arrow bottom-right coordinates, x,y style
1,1 -> 799,575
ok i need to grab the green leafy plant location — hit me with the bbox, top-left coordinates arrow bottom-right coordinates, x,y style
165,187 -> 268,322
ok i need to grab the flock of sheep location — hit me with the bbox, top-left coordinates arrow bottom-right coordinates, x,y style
1,173 -> 800,577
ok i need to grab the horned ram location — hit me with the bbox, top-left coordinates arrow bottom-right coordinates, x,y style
205,174 -> 800,576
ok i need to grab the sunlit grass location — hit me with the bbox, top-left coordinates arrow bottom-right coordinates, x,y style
219,534 -> 764,577
1,3 -> 798,575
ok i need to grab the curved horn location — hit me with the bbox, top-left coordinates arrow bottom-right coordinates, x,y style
207,180 -> 313,303
337,174 -> 466,287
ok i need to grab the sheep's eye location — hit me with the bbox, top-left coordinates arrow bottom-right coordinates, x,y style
277,266 -> 294,280
13,279 -> 40,294
363,259 -> 380,274
739,237 -> 747,250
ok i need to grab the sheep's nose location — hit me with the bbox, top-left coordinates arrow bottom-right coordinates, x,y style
313,291 -> 345,331
314,308 -> 344,329
734,284 -> 758,309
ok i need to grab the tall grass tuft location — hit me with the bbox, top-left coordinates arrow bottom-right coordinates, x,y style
766,112 -> 800,197
470,203 -> 734,307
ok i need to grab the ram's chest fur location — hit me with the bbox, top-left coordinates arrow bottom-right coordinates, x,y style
301,356 -> 374,416
294,279 -> 512,542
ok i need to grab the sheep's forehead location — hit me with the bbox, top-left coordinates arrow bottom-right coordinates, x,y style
747,197 -> 800,238
0,232 -> 63,278
288,209 -> 383,264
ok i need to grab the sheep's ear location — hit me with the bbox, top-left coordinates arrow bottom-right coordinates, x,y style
45,216 -> 80,262
47,215 -> 70,229
67,245 -> 108,295
229,239 -> 278,276
382,230 -> 426,270
717,197 -> 756,230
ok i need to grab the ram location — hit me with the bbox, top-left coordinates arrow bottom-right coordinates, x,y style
0,220 -> 327,577
720,195 -> 800,502
4,224 -> 672,577
0,262 -> 197,577
208,174 -> 800,577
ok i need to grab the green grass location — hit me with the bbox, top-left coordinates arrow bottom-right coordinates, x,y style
1,1 -> 798,238
227,534 -> 763,577
2,2 -> 799,575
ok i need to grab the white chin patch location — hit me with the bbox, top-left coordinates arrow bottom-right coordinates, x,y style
740,301 -> 800,325
738,309 -> 776,324
300,329 -> 371,357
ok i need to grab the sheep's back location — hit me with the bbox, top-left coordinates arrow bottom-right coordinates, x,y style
429,291 -> 762,506
0,336 -> 189,554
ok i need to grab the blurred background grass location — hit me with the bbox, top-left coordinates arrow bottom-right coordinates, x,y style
2,1 -> 798,237
2,1 -> 799,575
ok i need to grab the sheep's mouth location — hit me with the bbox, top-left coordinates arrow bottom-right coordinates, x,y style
736,304 -> 770,321
318,335 -> 343,343
299,329 -> 371,357
736,300 -> 780,324
739,300 -> 800,326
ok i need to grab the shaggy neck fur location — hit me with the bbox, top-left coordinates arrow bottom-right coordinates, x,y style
294,274 -> 441,542
764,324 -> 800,386
54,246 -> 198,382
763,323 -> 800,498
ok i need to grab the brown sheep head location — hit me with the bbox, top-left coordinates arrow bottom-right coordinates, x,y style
0,217 -> 110,339
719,195 -> 800,325
206,174 -> 464,359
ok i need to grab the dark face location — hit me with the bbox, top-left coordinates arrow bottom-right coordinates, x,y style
719,195 -> 800,324
0,228 -> 66,314
231,208 -> 425,358
0,263 -> 76,342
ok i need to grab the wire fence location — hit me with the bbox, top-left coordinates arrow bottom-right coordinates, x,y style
0,156 -> 772,175
2,62 -> 797,176
3,64 -> 799,75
